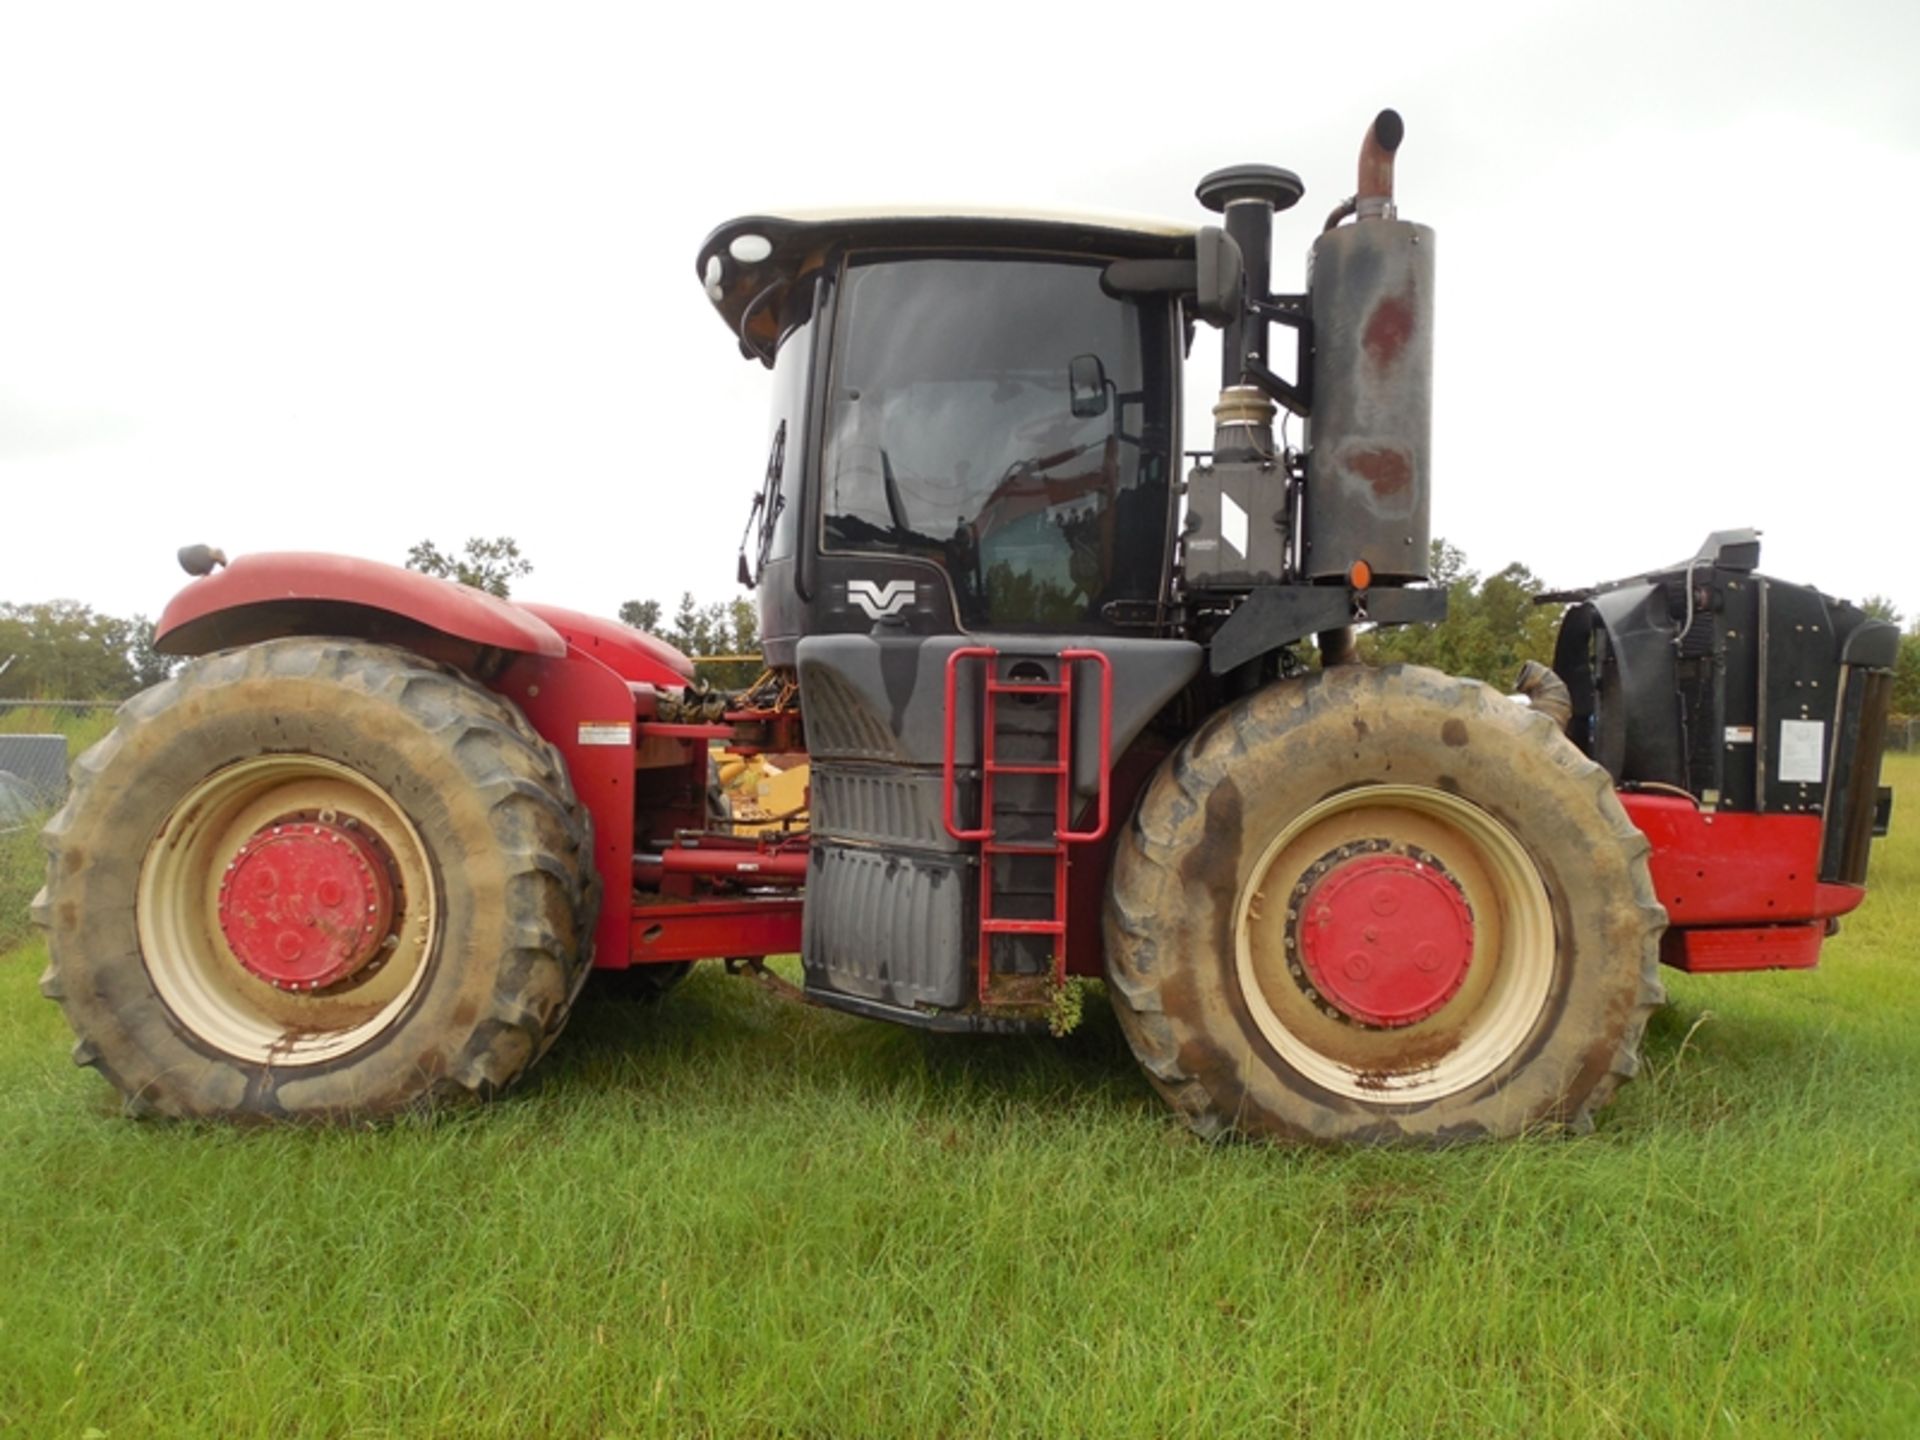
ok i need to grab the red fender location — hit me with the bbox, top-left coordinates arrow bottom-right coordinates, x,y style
157,552 -> 567,659
155,552 -> 706,973
517,602 -> 696,687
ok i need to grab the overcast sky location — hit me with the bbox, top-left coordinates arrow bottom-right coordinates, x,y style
3,0 -> 1916,630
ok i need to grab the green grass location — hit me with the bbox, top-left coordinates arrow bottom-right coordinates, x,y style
1,759 -> 1916,1438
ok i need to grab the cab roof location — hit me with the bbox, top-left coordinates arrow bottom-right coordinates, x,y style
696,208 -> 1196,364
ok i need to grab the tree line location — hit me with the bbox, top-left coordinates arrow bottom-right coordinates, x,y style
0,603 -> 176,701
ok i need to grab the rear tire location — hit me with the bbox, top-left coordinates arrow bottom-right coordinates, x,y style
34,637 -> 596,1121
1104,664 -> 1665,1145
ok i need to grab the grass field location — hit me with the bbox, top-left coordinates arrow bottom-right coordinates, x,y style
1,754 -> 1915,1438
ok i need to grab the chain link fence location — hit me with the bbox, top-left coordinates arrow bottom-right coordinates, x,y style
0,702 -> 115,834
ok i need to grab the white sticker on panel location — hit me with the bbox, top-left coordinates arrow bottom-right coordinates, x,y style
1777,719 -> 1825,784
578,722 -> 633,747
1220,492 -> 1249,558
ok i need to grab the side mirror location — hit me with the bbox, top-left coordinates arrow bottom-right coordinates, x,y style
1193,226 -> 1244,327
1068,353 -> 1109,418
1100,228 -> 1244,328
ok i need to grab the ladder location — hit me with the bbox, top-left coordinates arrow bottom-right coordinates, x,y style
942,646 -> 1112,1005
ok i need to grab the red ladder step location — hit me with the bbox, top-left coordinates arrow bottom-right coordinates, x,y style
986,681 -> 1068,695
941,646 -> 1113,1008
980,918 -> 1066,935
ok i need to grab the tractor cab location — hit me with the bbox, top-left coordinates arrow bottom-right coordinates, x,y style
696,211 -> 1195,664
690,167 -> 1446,1027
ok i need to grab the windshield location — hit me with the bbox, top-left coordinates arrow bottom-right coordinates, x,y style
821,255 -> 1174,630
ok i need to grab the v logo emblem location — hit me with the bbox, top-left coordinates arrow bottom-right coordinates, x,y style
847,579 -> 917,619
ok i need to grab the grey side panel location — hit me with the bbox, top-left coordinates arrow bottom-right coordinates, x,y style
797,633 -> 1202,789
801,844 -> 970,1008
797,633 -> 1202,1012
795,657 -> 913,762
808,765 -> 972,852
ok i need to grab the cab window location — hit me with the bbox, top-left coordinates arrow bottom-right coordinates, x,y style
820,255 -> 1174,630
754,287 -> 818,575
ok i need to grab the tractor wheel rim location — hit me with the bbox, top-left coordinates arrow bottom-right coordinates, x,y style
137,756 -> 439,1066
217,818 -> 397,991
1295,851 -> 1477,1027
1234,784 -> 1555,1103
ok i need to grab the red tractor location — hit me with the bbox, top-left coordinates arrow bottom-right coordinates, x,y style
35,114 -> 1896,1143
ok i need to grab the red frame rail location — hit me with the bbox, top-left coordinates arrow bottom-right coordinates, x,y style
628,897 -> 803,965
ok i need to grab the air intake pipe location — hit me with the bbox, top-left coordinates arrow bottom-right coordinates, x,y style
1512,659 -> 1574,730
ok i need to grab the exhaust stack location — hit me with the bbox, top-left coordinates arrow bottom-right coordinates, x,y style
1357,107 -> 1404,216
1303,109 -> 1434,584
1183,111 -> 1434,597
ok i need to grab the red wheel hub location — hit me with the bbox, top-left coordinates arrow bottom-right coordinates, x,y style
217,819 -> 395,990
1298,853 -> 1474,1027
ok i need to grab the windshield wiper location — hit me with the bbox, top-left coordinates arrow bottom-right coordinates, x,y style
879,448 -> 913,537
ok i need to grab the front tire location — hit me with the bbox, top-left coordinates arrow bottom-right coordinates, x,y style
34,638 -> 596,1121
1104,664 -> 1665,1145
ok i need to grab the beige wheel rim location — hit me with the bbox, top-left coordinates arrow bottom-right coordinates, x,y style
137,756 -> 439,1065
1234,784 -> 1555,1103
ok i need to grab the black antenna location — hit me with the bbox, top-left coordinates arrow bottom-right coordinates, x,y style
1195,164 -> 1303,391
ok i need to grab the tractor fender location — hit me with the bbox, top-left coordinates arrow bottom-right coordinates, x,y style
155,553 -> 704,975
517,602 -> 696,687
156,551 -> 570,663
